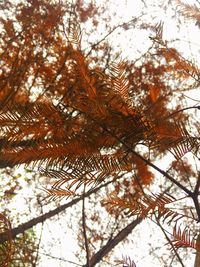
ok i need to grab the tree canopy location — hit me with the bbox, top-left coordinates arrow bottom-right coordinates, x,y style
0,0 -> 200,266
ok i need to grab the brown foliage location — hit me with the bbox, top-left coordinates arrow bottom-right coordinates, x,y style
0,0 -> 200,266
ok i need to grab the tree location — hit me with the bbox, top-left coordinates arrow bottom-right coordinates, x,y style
0,0 -> 200,266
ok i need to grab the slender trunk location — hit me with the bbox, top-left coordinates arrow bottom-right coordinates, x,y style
194,252 -> 200,267
0,181 -> 111,244
194,233 -> 200,267
83,217 -> 143,267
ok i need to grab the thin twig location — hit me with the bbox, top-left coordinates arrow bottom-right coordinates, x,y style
82,185 -> 90,267
85,217 -> 143,267
72,107 -> 193,197
39,252 -> 82,266
0,178 -> 119,243
194,172 -> 200,195
104,126 -> 193,196
155,217 -> 185,267
191,173 -> 200,222
85,15 -> 144,57
33,223 -> 44,267
164,105 -> 200,120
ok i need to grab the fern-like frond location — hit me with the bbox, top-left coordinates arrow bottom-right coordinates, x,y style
102,191 -> 139,217
154,121 -> 199,159
67,20 -> 82,49
149,21 -> 164,45
159,209 -> 185,225
42,168 -> 97,190
71,49 -> 97,99
115,255 -> 137,267
169,122 -> 199,159
139,193 -> 175,219
172,224 -> 200,251
0,102 -> 59,144
0,102 -> 57,124
110,61 -> 130,101
177,1 -> 200,23
43,188 -> 75,201
103,191 -> 186,225
2,140 -> 132,174
42,168 -> 113,200
139,193 -> 188,225
41,157 -> 128,194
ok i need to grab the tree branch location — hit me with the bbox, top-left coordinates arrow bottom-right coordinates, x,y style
164,105 -> 200,120
84,217 -> 143,267
194,233 -> 200,267
85,16 -> 143,57
104,126 -> 193,196
0,180 -> 114,244
156,217 -> 185,267
82,187 -> 90,266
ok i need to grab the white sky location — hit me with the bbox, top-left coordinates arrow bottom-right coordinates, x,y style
1,0 -> 199,266
38,1 -> 200,266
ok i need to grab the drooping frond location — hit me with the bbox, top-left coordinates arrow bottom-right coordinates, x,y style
1,140 -> 132,171
103,191 -> 186,225
154,120 -> 199,159
150,21 -> 164,45
172,224 -> 200,251
42,168 -> 108,191
170,125 -> 199,159
68,23 -> 82,49
165,122 -> 199,159
140,193 -> 186,224
110,61 -> 130,101
38,153 -> 132,195
177,1 -> 200,23
115,255 -> 137,267
0,102 -> 58,143
43,188 -> 75,201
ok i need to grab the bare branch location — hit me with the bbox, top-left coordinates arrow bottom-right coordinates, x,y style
0,180 -> 114,244
84,217 -> 143,267
156,217 -> 185,267
82,186 -> 90,266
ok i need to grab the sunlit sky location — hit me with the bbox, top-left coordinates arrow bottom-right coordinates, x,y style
1,0 -> 199,266
38,1 -> 199,266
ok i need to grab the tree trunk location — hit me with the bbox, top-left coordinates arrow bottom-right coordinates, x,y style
0,181 -> 111,243
194,233 -> 200,267
84,217 -> 143,267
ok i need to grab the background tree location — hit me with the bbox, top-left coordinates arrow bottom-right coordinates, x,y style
0,0 -> 200,266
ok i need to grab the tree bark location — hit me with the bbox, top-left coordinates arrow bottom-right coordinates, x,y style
0,181 -> 112,244
194,233 -> 200,267
84,217 -> 143,267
